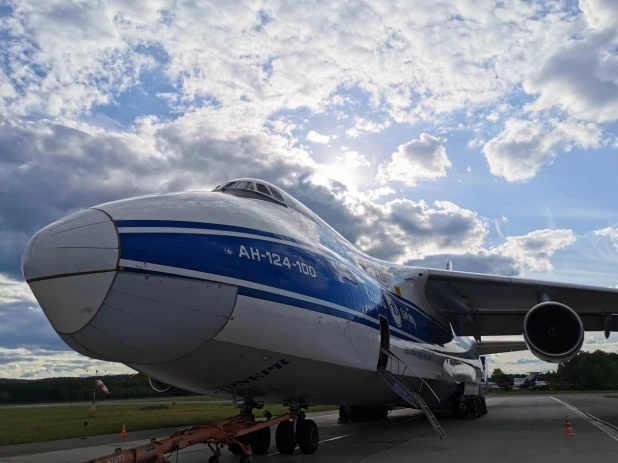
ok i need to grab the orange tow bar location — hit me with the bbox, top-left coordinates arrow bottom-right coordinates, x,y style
84,412 -> 293,463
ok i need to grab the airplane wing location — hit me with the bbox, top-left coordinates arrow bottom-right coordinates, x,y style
475,341 -> 528,355
425,268 -> 618,338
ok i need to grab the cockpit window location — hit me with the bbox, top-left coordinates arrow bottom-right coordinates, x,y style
213,180 -> 288,208
256,183 -> 271,195
236,181 -> 254,190
268,186 -> 284,202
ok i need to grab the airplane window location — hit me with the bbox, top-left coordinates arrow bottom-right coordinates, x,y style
237,181 -> 254,190
268,186 -> 284,202
256,183 -> 271,196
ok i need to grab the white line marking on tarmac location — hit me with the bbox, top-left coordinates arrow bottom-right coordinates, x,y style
266,413 -> 421,457
267,433 -> 355,456
320,433 -> 354,443
551,396 -> 618,442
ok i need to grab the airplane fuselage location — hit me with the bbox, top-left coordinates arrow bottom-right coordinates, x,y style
22,180 -> 482,409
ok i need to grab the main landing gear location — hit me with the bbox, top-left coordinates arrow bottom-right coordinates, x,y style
81,399 -> 321,463
275,401 -> 319,455
452,396 -> 487,419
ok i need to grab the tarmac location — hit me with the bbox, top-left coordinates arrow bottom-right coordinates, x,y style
2,394 -> 618,463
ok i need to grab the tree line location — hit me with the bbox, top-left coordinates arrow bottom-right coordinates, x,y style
490,350 -> 618,391
0,375 -> 192,404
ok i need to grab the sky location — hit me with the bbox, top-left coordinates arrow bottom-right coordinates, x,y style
1,0 -> 618,379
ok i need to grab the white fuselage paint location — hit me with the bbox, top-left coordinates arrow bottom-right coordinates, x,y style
22,180 -> 481,409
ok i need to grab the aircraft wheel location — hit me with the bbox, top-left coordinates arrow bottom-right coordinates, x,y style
297,419 -> 319,454
208,456 -> 220,463
275,421 -> 296,454
249,427 -> 271,455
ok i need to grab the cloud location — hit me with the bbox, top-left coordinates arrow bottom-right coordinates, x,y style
378,134 -> 451,187
407,229 -> 576,275
0,347 -> 133,379
495,229 -> 577,273
482,118 -> 602,182
595,227 -> 618,249
524,1 -> 618,124
366,187 -> 396,201
0,274 -> 36,305
346,118 -> 391,138
285,177 -> 489,264
306,130 -> 331,144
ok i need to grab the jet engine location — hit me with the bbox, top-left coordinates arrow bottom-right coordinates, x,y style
148,377 -> 172,393
522,301 -> 584,363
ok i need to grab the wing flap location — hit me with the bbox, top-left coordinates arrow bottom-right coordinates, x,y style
475,341 -> 528,355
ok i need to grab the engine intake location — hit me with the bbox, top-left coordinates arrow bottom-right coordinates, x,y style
148,377 -> 172,393
522,301 -> 584,363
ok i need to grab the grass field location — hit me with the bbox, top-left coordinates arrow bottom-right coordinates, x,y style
127,395 -> 229,402
0,403 -> 337,446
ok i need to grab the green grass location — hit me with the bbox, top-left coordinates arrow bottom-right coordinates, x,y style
0,403 -> 336,446
128,395 -> 229,402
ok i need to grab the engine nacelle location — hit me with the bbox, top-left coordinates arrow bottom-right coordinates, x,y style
522,301 -> 584,363
148,377 -> 172,393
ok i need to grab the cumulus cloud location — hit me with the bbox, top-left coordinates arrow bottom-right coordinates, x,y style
366,187 -> 396,201
378,134 -> 451,187
306,130 -> 331,144
496,229 -> 577,273
482,118 -> 602,182
346,118 -> 391,138
407,229 -> 576,276
524,0 -> 618,124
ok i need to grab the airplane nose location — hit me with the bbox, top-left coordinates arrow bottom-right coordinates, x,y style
22,209 -> 119,334
23,202 -> 238,366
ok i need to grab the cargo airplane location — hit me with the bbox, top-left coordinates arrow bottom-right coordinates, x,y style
22,179 -> 618,462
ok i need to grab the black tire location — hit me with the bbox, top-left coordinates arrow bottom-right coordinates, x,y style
275,421 -> 296,454
249,427 -> 271,455
229,435 -> 248,456
296,419 -> 319,454
208,456 -> 220,463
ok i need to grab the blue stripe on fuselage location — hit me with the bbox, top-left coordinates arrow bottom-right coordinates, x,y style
117,230 -> 453,346
116,220 -> 303,245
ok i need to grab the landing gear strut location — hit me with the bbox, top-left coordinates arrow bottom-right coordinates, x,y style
228,401 -> 272,456
275,401 -> 319,455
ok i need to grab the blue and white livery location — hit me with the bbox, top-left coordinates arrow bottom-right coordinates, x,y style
21,178 -> 618,423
